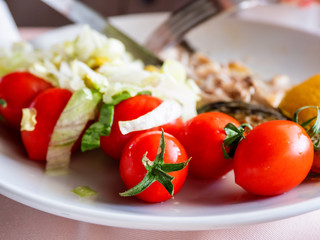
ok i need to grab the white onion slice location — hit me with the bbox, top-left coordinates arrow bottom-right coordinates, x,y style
119,99 -> 182,135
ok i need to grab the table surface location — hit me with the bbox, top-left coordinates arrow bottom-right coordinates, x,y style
2,10 -> 320,239
2,192 -> 320,240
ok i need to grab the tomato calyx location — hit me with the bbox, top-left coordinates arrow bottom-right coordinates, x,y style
120,131 -> 191,198
0,99 -> 6,123
222,123 -> 252,159
137,90 -> 152,96
0,99 -> 7,107
293,106 -> 320,149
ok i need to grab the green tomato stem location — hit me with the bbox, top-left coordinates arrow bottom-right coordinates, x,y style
293,106 -> 320,148
119,130 -> 190,198
0,98 -> 7,107
222,123 -> 251,159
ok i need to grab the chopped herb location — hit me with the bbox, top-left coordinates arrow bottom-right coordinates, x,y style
72,186 -> 98,198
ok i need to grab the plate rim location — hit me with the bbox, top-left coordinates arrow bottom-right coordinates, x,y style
1,12 -> 320,231
2,175 -> 320,230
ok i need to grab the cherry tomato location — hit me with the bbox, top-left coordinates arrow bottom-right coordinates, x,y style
234,120 -> 313,196
120,131 -> 189,202
100,95 -> 183,160
21,88 -> 72,161
179,112 -> 240,180
310,138 -> 320,173
0,72 -> 53,128
311,150 -> 320,173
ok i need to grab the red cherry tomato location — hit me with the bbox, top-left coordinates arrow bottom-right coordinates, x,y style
311,150 -> 320,173
120,131 -> 189,202
21,88 -> 72,161
100,95 -> 183,160
234,120 -> 313,196
0,72 -> 53,128
180,112 -> 240,180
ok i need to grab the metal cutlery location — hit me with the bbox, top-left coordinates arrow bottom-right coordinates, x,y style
145,0 -> 278,53
41,0 -> 163,66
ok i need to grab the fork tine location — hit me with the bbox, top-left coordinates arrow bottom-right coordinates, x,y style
165,2 -> 215,32
145,0 -> 222,53
168,2 -> 218,36
166,0 -> 211,26
147,6 -> 214,53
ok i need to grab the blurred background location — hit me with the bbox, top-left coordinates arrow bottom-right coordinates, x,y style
5,0 -> 190,26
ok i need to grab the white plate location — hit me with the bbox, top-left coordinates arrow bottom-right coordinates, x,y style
1,13 -> 320,231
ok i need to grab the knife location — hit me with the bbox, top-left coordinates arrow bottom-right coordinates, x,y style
41,0 -> 163,66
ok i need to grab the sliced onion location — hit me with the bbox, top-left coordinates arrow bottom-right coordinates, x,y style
119,99 -> 182,135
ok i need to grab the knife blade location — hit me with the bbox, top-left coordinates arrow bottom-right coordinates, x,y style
41,0 -> 163,66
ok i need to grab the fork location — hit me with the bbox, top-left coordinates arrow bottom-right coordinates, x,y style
145,0 -> 275,53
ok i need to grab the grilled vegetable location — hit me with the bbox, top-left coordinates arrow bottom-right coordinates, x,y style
197,101 -> 287,127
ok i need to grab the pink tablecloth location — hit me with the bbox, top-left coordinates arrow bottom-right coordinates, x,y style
2,193 -> 320,240
1,25 -> 320,240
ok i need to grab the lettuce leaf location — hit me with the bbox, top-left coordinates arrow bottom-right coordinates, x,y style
46,88 -> 101,174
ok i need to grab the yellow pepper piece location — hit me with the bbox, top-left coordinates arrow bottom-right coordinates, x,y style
87,57 -> 110,69
144,65 -> 160,73
279,74 -> 320,123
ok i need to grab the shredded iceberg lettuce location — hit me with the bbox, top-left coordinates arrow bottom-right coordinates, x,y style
0,42 -> 37,77
0,24 -> 202,171
46,88 -> 101,174
27,26 -> 200,120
